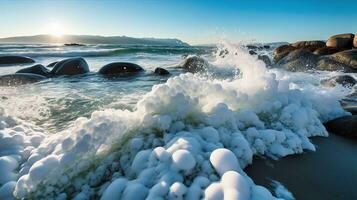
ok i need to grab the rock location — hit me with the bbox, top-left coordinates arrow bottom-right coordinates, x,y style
316,56 -> 355,72
291,40 -> 326,51
0,56 -> 35,65
64,43 -> 85,46
321,75 -> 356,87
98,62 -> 144,75
354,34 -> 357,48
329,49 -> 357,69
276,49 -> 318,72
263,45 -> 270,49
326,33 -> 354,49
324,115 -> 357,139
51,57 -> 90,76
249,50 -> 257,55
154,67 -> 170,75
47,61 -> 58,68
178,56 -> 208,73
15,64 -> 50,77
258,55 -> 272,66
273,45 -> 297,62
0,73 -> 47,86
313,47 -> 341,56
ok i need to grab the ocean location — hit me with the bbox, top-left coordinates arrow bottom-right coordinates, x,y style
0,42 -> 355,199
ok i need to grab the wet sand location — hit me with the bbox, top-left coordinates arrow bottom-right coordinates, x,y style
245,134 -> 357,200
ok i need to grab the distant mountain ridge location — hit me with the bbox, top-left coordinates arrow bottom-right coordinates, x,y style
0,34 -> 190,46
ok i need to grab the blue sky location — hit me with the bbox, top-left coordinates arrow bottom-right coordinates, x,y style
1,0 -> 356,44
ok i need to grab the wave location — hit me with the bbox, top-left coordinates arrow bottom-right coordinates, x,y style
0,42 -> 349,199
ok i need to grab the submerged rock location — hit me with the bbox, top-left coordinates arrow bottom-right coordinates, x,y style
276,49 -> 318,72
51,57 -> 90,76
0,73 -> 47,86
291,40 -> 325,51
273,45 -> 297,62
98,62 -> 144,75
46,61 -> 58,68
326,33 -> 355,49
16,64 -> 50,77
321,75 -> 356,87
178,56 -> 208,73
0,56 -> 35,65
154,67 -> 170,75
324,115 -> 357,139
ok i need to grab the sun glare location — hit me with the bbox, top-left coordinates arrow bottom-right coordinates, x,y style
48,21 -> 65,37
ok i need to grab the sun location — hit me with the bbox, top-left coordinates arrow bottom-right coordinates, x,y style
48,21 -> 65,37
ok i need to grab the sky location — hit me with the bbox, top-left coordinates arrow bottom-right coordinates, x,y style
0,0 -> 357,45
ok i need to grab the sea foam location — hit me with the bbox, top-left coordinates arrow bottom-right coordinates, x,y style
0,43 -> 349,199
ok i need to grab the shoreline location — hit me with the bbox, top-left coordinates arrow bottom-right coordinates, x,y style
245,133 -> 357,200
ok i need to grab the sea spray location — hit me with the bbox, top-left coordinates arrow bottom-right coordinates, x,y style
0,42 -> 350,199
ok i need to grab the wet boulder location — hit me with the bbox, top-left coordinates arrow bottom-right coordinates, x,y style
51,57 -> 90,76
178,56 -> 208,73
326,33 -> 354,49
98,62 -> 144,75
316,56 -> 355,72
354,33 -> 357,48
46,61 -> 58,68
0,56 -> 35,65
313,47 -> 341,56
258,55 -> 272,66
273,45 -> 297,62
154,67 -> 170,75
291,40 -> 326,51
16,64 -> 50,77
276,49 -> 318,72
321,75 -> 356,87
0,73 -> 47,86
329,49 -> 357,69
324,115 -> 357,139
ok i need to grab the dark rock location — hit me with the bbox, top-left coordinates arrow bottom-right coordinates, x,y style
178,56 -> 208,73
16,64 -> 50,77
354,34 -> 357,48
263,45 -> 270,49
249,50 -> 257,55
51,57 -> 90,76
0,73 -> 47,86
326,33 -> 354,49
154,67 -> 170,75
329,49 -> 357,69
0,56 -> 35,65
291,40 -> 326,51
316,56 -> 355,72
98,62 -> 144,75
321,75 -> 356,87
324,115 -> 357,139
273,45 -> 297,62
47,61 -> 58,68
64,43 -> 85,46
313,47 -> 341,56
258,55 -> 272,66
276,49 -> 318,72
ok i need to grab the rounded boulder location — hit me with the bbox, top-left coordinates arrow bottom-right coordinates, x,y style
16,64 -> 50,77
326,33 -> 355,49
178,56 -> 208,73
273,45 -> 297,62
154,67 -> 170,75
324,115 -> 357,139
51,57 -> 90,76
0,56 -> 35,65
98,62 -> 144,75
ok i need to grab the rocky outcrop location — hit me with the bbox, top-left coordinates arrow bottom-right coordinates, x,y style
354,33 -> 357,48
16,64 -> 50,77
0,73 -> 47,86
326,33 -> 355,49
313,47 -> 341,56
258,55 -> 272,66
316,56 -> 355,72
324,115 -> 357,139
321,75 -> 356,87
0,56 -> 35,65
98,62 -> 144,75
51,58 -> 90,76
277,49 -> 318,71
291,40 -> 325,51
273,45 -> 297,62
178,56 -> 208,73
154,67 -> 170,75
329,49 -> 357,69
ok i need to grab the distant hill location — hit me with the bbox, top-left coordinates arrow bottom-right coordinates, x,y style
0,34 -> 190,46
